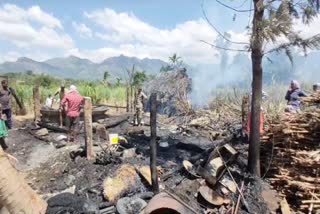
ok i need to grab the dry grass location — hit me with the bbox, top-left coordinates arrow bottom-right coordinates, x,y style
103,164 -> 139,202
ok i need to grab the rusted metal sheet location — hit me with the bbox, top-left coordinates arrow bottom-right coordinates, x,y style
144,192 -> 195,214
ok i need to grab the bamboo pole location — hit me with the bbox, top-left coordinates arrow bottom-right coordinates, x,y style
84,97 -> 94,160
33,86 -> 41,124
150,93 -> 159,193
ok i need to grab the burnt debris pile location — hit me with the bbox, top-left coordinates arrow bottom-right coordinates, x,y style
144,68 -> 192,116
34,107 -> 273,214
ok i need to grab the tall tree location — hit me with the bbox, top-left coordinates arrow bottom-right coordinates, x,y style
169,53 -> 183,69
133,71 -> 147,88
202,0 -> 320,176
103,71 -> 110,85
248,0 -> 320,176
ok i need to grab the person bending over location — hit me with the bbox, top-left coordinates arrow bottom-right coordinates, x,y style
60,85 -> 84,143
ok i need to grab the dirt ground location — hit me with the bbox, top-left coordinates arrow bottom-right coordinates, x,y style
4,114 -> 280,214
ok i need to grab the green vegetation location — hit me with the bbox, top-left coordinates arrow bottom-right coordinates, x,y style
6,72 -> 128,113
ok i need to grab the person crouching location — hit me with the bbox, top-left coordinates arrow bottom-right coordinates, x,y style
285,80 -> 307,113
60,85 -> 84,143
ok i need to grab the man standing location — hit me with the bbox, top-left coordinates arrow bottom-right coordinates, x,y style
54,84 -> 65,103
60,85 -> 84,143
135,88 -> 147,126
0,80 -> 15,129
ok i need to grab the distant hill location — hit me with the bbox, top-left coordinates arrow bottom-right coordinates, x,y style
0,55 -> 168,80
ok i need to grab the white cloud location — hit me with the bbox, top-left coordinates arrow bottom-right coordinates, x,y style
82,8 -> 249,64
293,16 -> 320,38
0,4 -> 72,50
28,6 -> 62,29
72,22 -> 93,38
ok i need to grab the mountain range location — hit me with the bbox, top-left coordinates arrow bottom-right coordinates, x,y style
0,55 -> 168,80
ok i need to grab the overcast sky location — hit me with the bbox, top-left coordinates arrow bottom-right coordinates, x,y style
0,0 -> 319,64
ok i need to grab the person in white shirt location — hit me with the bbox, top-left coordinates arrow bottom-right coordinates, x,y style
45,94 -> 54,108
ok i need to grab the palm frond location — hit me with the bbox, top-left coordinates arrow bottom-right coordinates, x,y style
265,33 -> 320,56
285,47 -> 294,65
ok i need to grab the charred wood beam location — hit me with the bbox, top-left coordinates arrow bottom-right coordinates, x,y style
38,122 -> 67,133
150,93 -> 159,193
104,116 -> 129,129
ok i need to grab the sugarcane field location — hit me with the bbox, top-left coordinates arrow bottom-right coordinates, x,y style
0,1 -> 320,214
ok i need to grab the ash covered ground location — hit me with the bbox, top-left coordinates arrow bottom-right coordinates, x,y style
4,110 -> 279,214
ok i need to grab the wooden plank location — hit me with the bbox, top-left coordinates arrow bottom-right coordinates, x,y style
84,97 -> 94,160
280,198 -> 291,214
302,200 -> 320,204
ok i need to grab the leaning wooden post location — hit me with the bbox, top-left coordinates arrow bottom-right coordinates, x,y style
0,147 -> 47,213
84,97 -> 94,160
150,93 -> 159,193
33,86 -> 41,124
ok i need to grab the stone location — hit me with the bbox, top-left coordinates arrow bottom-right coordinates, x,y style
46,193 -> 98,214
65,175 -> 76,186
35,128 -> 49,136
55,141 -> 67,149
116,197 -> 147,214
220,177 -> 237,193
97,119 -> 105,124
55,135 -> 67,142
42,185 -> 76,200
122,148 -> 136,159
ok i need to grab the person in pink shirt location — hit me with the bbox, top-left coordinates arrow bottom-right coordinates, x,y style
60,85 -> 84,143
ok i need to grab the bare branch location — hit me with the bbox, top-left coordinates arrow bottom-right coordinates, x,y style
215,0 -> 254,12
201,0 -> 250,45
200,40 -> 250,52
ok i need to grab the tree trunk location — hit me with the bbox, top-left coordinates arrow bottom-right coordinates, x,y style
248,0 -> 264,177
0,147 -> 47,213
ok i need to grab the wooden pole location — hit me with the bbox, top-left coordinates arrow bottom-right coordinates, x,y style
133,88 -> 137,112
150,93 -> 159,193
130,85 -> 134,112
33,86 -> 41,124
59,86 -> 65,127
84,97 -> 94,160
126,86 -> 129,112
